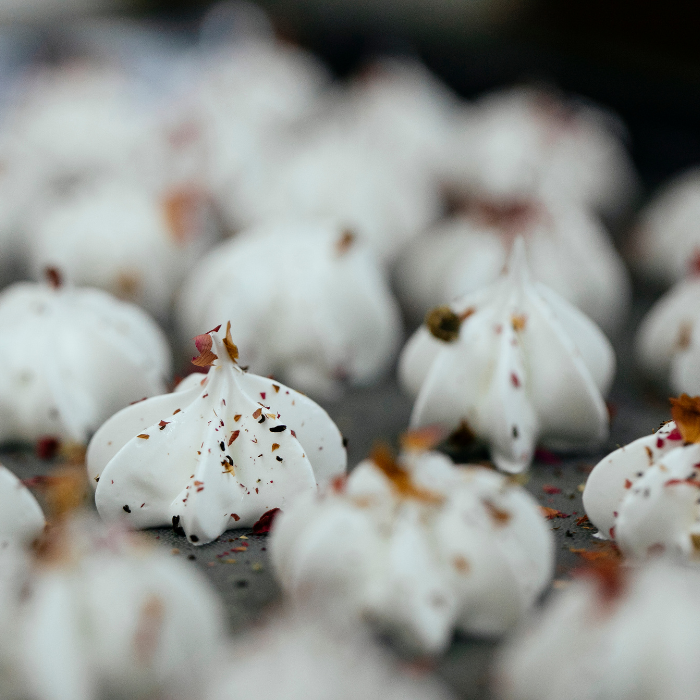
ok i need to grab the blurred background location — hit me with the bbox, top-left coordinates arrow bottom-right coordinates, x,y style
2,0 -> 698,191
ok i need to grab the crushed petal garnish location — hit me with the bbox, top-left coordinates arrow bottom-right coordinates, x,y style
670,394 -> 700,443
399,426 -> 447,453
192,331 -> 218,367
370,444 -> 444,504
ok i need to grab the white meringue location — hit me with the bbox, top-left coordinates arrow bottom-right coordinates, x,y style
343,57 -> 457,179
398,238 -> 614,473
270,445 -> 554,653
205,612 -> 455,700
394,198 -> 631,332
28,178 -> 217,320
0,465 -> 45,546
635,276 -> 700,394
0,279 -> 170,445
1,63 -> 175,194
447,86 -> 638,217
17,514 -> 225,700
194,37 -> 329,230
87,323 -> 347,545
631,167 -> 700,285
583,417 -> 700,559
496,561 -> 700,700
224,114 -> 443,262
176,221 -> 402,398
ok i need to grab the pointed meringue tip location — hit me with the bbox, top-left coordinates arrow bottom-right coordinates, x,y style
505,236 -> 530,284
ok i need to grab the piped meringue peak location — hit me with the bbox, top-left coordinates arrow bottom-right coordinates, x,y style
270,434 -> 554,654
87,323 -> 347,545
584,395 -> 700,560
398,238 -> 615,473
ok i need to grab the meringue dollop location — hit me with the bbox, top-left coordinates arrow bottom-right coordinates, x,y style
583,417 -> 700,559
0,279 -> 171,444
270,446 -> 554,653
398,238 -> 615,473
87,324 -> 347,545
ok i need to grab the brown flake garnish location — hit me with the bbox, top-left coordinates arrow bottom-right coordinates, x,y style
452,555 -> 470,573
252,408 -> 262,420
234,414 -> 242,422
158,421 -> 169,431
115,271 -> 141,300
670,394 -> 700,443
400,426 -> 447,453
273,385 -> 280,393
511,314 -> 527,332
425,306 -> 462,342
133,596 -> 165,663
271,443 -> 280,451
137,434 -> 149,439
228,431 -> 240,445
459,307 -> 476,322
483,500 -> 511,525
162,188 -> 201,245
541,506 -> 568,520
222,321 -> 239,363
336,229 -> 355,254
370,444 -> 444,504
677,322 -> 693,350
39,466 -> 89,521
191,331 -> 218,367
45,267 -> 63,289
691,533 -> 700,551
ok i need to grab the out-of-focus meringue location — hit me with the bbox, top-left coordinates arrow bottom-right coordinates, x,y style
29,179 -> 217,320
631,168 -> 700,285
176,221 -> 402,397
344,57 -> 457,179
16,513 -> 225,700
87,323 -> 347,545
1,63 -> 177,193
394,197 -> 631,332
194,37 -> 329,228
447,86 -> 638,217
583,400 -> 700,559
399,238 -> 614,473
496,561 -> 700,700
0,465 -> 44,546
0,278 -> 171,445
635,276 -> 700,394
270,440 -> 554,653
223,118 -> 443,262
205,611 -> 455,700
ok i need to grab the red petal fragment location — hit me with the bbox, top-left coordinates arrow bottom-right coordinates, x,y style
252,508 -> 282,534
542,484 -> 561,495
36,436 -> 60,460
192,333 -> 218,367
